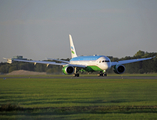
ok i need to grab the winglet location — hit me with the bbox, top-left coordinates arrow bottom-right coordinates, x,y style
69,34 -> 77,58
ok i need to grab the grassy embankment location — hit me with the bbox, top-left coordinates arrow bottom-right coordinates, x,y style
0,75 -> 157,119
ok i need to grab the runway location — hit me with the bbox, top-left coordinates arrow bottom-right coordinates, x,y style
69,76 -> 157,79
1,75 -> 157,79
54,76 -> 157,79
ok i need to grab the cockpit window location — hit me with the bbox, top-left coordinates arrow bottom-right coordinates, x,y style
99,60 -> 110,63
105,60 -> 110,62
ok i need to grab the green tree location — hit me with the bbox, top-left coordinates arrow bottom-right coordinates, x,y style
46,68 -> 53,74
35,64 -> 46,72
9,66 -> 17,73
18,63 -> 34,71
0,64 -> 10,73
134,50 -> 145,58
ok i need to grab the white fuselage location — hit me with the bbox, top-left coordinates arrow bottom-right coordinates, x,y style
70,55 -> 111,71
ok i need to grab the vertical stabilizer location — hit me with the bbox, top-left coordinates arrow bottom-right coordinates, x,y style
69,34 -> 77,58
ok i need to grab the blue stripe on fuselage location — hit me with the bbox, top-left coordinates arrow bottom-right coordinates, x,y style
70,55 -> 105,61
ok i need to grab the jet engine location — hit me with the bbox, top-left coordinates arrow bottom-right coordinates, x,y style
114,65 -> 125,74
62,66 -> 75,75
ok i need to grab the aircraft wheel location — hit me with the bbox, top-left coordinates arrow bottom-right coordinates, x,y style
98,73 -> 107,77
104,73 -> 107,76
76,74 -> 79,77
74,73 -> 79,77
99,73 -> 104,77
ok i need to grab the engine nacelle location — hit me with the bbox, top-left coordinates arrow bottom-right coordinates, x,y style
114,65 -> 125,74
62,66 -> 74,75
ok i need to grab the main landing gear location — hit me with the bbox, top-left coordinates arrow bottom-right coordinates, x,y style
73,73 -> 79,77
98,73 -> 107,77
73,67 -> 79,77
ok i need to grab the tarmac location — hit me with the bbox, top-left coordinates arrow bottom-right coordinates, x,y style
70,76 -> 157,79
1,75 -> 157,79
54,76 -> 157,79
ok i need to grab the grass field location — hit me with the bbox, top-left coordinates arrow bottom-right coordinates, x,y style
0,75 -> 157,119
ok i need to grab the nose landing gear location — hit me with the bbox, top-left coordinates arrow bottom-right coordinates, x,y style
98,70 -> 107,77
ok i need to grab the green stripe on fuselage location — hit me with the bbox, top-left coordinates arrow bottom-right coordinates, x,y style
84,66 -> 102,72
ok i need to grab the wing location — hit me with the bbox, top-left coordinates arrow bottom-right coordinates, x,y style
13,59 -> 87,68
47,58 -> 69,63
13,59 -> 67,66
111,56 -> 155,66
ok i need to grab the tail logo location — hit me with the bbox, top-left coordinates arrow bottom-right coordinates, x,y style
71,46 -> 75,54
71,51 -> 75,54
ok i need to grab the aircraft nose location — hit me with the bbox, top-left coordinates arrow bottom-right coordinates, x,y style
104,62 -> 111,70
103,63 -> 109,70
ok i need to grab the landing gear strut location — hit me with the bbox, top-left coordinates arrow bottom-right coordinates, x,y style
73,67 -> 79,77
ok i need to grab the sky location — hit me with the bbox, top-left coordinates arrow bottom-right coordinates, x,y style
0,0 -> 157,62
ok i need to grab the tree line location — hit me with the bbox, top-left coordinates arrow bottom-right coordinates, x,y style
107,50 -> 157,74
0,50 -> 157,74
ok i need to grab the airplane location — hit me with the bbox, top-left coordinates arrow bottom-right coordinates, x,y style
7,34 -> 155,77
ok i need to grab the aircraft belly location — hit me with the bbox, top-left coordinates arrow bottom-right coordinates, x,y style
70,61 -> 105,72
85,66 -> 102,71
